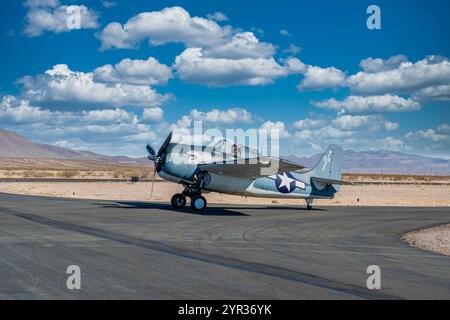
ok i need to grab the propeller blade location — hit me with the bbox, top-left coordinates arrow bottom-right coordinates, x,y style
147,132 -> 172,188
157,132 -> 172,157
146,144 -> 156,156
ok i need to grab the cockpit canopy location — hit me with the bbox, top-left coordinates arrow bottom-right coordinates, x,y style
210,138 -> 260,159
169,135 -> 262,163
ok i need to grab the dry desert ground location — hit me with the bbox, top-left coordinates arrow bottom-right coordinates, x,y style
1,180 -> 450,207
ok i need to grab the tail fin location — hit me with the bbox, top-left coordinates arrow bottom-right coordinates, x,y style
310,145 -> 343,181
306,145 -> 349,196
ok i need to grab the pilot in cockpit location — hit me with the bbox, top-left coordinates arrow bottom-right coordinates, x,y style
231,144 -> 242,159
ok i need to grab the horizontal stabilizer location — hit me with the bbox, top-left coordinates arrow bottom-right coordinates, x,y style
311,177 -> 354,186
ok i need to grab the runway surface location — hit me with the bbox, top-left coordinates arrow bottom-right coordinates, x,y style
0,192 -> 449,300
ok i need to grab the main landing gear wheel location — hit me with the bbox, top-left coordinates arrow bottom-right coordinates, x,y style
191,195 -> 207,211
171,193 -> 186,209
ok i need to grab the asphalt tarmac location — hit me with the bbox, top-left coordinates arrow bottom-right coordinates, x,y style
0,192 -> 449,299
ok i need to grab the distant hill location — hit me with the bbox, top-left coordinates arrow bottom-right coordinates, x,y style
0,129 -> 148,165
287,150 -> 450,175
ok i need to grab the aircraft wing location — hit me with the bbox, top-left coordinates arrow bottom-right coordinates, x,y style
198,157 -> 306,178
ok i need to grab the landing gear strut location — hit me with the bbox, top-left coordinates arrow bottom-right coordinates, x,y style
171,184 -> 208,211
306,198 -> 314,210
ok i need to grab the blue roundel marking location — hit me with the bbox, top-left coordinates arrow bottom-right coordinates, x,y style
275,172 -> 297,193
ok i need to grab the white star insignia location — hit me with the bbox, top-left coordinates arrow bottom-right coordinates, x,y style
278,173 -> 294,192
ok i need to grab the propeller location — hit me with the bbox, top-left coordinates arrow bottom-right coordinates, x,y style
146,132 -> 172,198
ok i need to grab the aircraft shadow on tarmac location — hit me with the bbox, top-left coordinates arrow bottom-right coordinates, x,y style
99,201 -> 249,216
97,201 -> 327,216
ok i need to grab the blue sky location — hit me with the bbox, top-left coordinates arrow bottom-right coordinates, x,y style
1,0 -> 450,157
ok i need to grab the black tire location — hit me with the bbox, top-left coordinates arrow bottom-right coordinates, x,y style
190,195 -> 207,211
307,204 -> 313,210
171,193 -> 186,209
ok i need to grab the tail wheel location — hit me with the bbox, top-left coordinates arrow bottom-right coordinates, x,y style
171,193 -> 186,209
306,198 -> 314,210
191,196 -> 207,211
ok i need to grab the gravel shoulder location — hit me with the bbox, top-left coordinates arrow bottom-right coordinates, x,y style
403,224 -> 450,256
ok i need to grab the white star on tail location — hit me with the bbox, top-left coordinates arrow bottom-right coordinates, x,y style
278,172 -> 294,192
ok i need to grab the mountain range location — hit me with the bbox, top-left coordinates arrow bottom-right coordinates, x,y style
0,129 -> 147,165
286,150 -> 450,175
1,128 -> 449,175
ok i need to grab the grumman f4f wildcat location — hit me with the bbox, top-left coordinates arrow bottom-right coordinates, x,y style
146,132 -> 351,211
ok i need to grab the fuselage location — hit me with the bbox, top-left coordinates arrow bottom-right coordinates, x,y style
157,143 -> 338,200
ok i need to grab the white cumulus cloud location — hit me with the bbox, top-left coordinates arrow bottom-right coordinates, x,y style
260,121 -> 290,138
291,114 -> 402,154
412,85 -> 450,102
174,48 -> 304,86
297,65 -> 346,91
93,57 -> 173,86
24,0 -> 99,37
359,55 -> 408,73
406,128 -> 449,143
189,108 -> 253,124
313,95 -> 420,114
18,64 -> 171,109
97,6 -> 232,50
142,107 -> 164,122
203,32 -> 275,59
347,55 -> 450,95
0,95 -> 51,123
97,7 -> 308,88
0,95 -> 166,157
293,118 -> 325,129
333,115 -> 399,131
